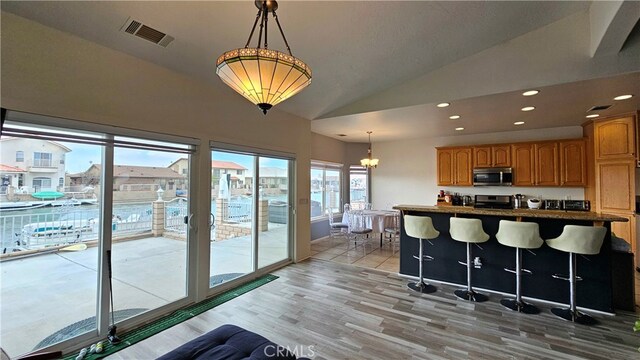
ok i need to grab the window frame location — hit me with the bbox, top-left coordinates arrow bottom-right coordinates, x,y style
15,151 -> 24,162
310,160 -> 343,220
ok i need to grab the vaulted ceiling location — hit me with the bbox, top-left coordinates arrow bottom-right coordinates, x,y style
2,1 -> 639,142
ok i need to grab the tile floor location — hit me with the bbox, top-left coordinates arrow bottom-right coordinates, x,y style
310,233 -> 399,272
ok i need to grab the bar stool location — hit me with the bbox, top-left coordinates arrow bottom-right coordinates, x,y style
449,217 -> 490,302
546,225 -> 606,325
495,220 -> 544,314
404,215 -> 440,293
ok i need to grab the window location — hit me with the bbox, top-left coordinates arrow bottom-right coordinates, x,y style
32,177 -> 52,191
237,170 -> 244,175
349,165 -> 368,208
182,168 -> 187,175
58,177 -> 64,188
60,154 -> 65,165
15,151 -> 24,162
310,161 -> 342,218
33,152 -> 52,167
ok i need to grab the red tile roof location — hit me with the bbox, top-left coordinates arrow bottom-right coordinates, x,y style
0,164 -> 26,172
211,160 -> 246,170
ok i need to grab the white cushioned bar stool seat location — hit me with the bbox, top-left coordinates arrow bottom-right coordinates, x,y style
449,217 -> 490,302
405,215 -> 440,294
495,220 -> 544,314
546,225 -> 606,325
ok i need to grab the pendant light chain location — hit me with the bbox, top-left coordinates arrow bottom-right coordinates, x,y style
244,8 -> 263,48
273,11 -> 293,56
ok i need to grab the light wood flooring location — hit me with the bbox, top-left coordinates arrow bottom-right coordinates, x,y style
109,255 -> 639,359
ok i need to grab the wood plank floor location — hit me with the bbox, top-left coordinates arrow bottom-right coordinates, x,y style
109,259 -> 639,360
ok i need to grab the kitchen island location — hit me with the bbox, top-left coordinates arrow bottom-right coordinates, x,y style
392,205 -> 630,313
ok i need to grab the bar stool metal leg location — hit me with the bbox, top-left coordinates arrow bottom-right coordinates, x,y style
551,253 -> 597,325
408,238 -> 436,294
454,243 -> 488,302
500,248 -> 539,314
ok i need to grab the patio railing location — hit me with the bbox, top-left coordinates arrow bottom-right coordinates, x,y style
164,198 -> 188,234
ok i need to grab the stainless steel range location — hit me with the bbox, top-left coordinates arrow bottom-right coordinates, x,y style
474,195 -> 513,209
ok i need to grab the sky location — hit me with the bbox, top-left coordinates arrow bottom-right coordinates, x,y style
61,142 -> 287,174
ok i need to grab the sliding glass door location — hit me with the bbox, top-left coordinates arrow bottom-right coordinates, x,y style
0,111 -> 197,358
209,151 -> 255,286
209,146 -> 293,288
258,156 -> 290,268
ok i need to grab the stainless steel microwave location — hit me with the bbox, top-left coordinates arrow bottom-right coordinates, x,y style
473,168 -> 513,186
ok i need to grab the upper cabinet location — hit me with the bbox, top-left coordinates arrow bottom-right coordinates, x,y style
437,147 -> 472,186
534,142 -> 559,186
437,149 -> 454,186
511,143 -> 535,186
438,138 -> 587,187
473,145 -> 511,168
453,148 -> 473,186
594,116 -> 635,160
559,139 -> 587,186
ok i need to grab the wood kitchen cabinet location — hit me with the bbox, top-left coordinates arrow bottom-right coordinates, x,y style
559,139 -> 587,186
473,147 -> 492,168
594,116 -> 636,160
437,147 -> 472,186
453,148 -> 473,185
438,138 -> 585,187
534,142 -> 559,186
473,145 -> 511,168
511,143 -> 535,186
596,159 -> 636,213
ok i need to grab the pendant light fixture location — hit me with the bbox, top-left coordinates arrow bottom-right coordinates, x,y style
216,0 -> 312,115
360,131 -> 379,168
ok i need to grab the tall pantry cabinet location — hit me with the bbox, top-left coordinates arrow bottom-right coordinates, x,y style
584,114 -> 637,266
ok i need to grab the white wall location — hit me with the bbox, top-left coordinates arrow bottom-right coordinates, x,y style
1,12 -> 312,263
372,126 -> 586,208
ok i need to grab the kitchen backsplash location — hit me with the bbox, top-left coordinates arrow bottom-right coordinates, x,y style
437,186 -> 584,203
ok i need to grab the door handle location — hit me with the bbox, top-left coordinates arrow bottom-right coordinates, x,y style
208,213 -> 215,229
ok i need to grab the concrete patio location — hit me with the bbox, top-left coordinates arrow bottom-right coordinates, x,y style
0,224 -> 288,358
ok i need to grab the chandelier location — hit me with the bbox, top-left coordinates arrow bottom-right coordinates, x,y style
360,131 -> 379,168
216,0 -> 312,115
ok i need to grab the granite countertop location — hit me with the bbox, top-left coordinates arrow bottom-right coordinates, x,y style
392,204 -> 628,222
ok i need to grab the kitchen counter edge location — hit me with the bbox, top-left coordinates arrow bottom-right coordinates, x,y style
392,205 -> 628,222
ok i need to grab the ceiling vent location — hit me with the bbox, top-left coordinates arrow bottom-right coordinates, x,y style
121,17 -> 174,48
587,104 -> 613,112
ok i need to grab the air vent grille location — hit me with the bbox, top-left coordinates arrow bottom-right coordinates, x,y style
588,104 -> 613,111
124,20 -> 142,34
121,18 -> 174,48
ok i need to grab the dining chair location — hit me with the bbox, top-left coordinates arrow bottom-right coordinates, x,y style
327,208 -> 348,240
346,210 -> 373,250
383,210 -> 401,253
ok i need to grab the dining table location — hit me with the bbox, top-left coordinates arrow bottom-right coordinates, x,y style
342,209 -> 398,245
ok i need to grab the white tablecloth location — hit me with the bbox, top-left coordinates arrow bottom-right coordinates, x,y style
342,210 -> 396,233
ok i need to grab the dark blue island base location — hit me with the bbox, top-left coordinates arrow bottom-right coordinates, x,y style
396,207 -> 625,313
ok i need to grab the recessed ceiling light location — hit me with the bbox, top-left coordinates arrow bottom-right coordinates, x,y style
455,127 -> 464,131
514,121 -> 525,125
437,102 -> 450,108
521,106 -> 535,112
614,94 -> 633,101
585,114 -> 600,119
522,90 -> 539,96
449,115 -> 461,120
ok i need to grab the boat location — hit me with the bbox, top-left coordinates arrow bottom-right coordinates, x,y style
20,218 -> 97,249
0,198 -> 98,212
0,201 -> 51,211
31,191 -> 65,200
